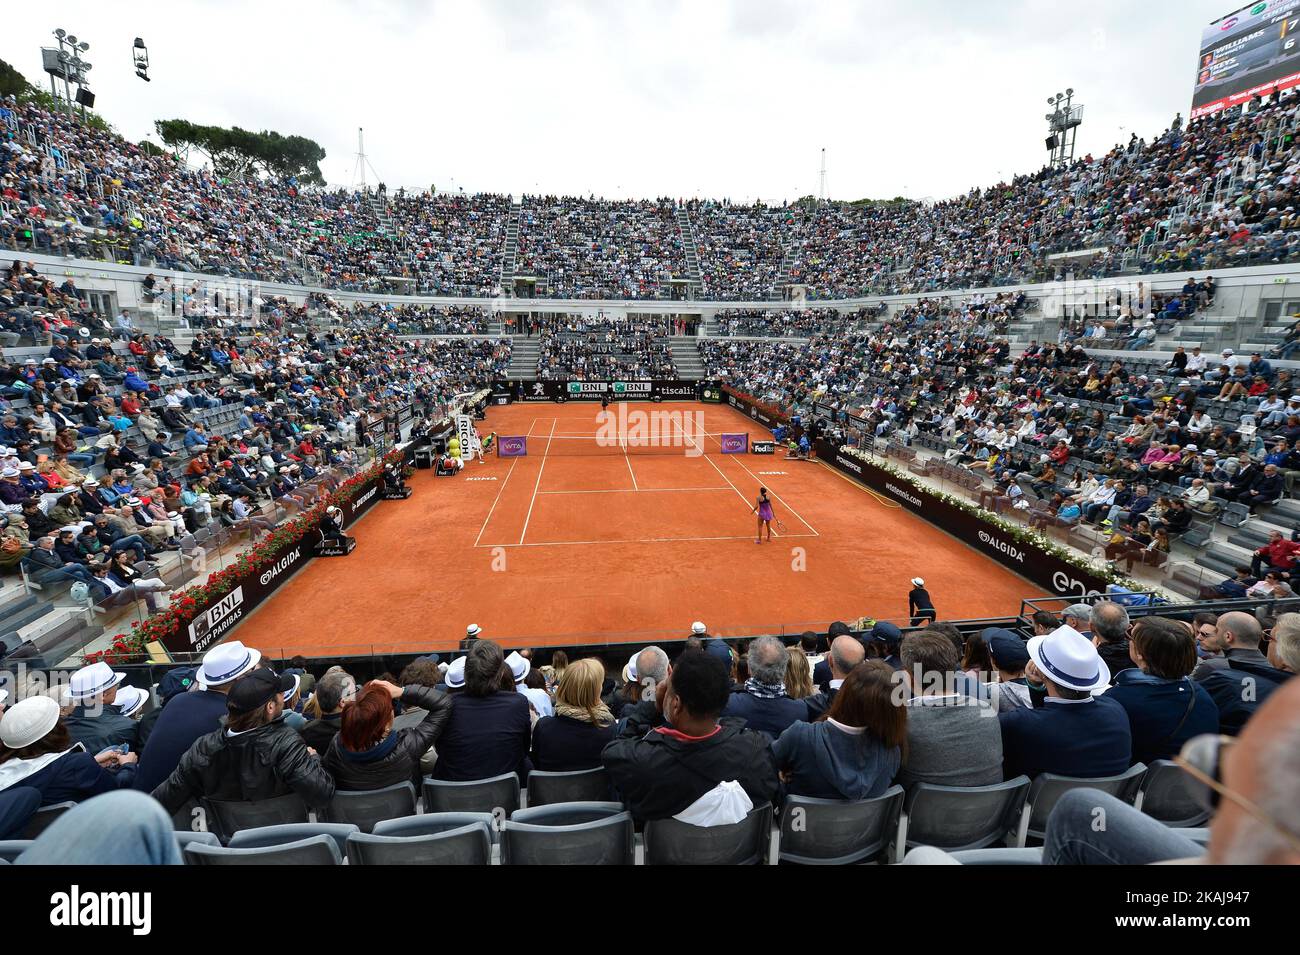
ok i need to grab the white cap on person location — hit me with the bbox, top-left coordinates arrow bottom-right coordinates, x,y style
691,621 -> 707,635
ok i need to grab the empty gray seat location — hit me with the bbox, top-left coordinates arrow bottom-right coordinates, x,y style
20,802 -> 77,839
0,840 -> 33,862
185,834 -> 341,865
202,793 -> 310,843
320,782 -> 417,833
778,787 -> 904,865
524,768 -> 613,807
1018,764 -> 1147,845
896,776 -> 1031,862
422,772 -> 520,816
1134,760 -> 1211,828
643,804 -> 773,865
227,823 -> 359,856
346,822 -> 492,865
502,809 -> 633,865
509,802 -> 625,826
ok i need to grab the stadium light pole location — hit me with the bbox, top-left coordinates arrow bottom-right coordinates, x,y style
50,28 -> 92,119
1044,88 -> 1082,169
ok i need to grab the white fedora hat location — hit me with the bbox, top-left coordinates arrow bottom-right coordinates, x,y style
113,685 -> 149,718
622,651 -> 640,684
690,621 -> 707,635
505,651 -> 530,684
197,640 -> 261,687
466,623 -> 482,638
0,696 -> 61,749
68,661 -> 126,702
444,655 -> 467,690
1026,625 -> 1110,692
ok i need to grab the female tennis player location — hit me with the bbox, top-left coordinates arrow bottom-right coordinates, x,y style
752,487 -> 776,543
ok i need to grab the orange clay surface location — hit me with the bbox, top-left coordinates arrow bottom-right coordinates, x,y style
235,401 -> 1043,656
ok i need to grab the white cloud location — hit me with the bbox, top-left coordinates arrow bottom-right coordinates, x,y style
2,0 -> 1239,202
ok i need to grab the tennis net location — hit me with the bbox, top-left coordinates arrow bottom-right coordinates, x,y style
496,430 -> 750,457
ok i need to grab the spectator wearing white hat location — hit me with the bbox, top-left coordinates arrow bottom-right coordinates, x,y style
62,662 -> 137,753
0,695 -> 137,805
152,665 -> 336,814
507,650 -> 554,718
907,577 -> 936,626
132,641 -> 262,794
998,625 -> 1133,780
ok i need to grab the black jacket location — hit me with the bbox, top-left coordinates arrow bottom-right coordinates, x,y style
301,713 -> 343,753
601,718 -> 778,822
430,691 -> 532,781
531,713 -> 617,772
321,686 -> 451,790
151,717 -> 336,812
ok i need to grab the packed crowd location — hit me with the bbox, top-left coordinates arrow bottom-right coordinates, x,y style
712,307 -> 862,337
0,602 -> 1294,864
513,196 -> 686,299
0,262 -> 510,630
536,317 -> 675,380
12,91 -> 1300,303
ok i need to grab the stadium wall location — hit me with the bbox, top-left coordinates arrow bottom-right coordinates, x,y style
7,249 -> 1300,320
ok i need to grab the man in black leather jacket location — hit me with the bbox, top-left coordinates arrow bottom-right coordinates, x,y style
151,667 -> 335,813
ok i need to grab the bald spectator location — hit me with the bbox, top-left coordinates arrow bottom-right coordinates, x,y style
804,634 -> 866,719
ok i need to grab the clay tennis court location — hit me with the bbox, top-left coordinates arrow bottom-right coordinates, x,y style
236,401 -> 1042,656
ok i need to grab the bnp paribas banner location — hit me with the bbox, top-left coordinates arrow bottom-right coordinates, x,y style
507,380 -> 711,402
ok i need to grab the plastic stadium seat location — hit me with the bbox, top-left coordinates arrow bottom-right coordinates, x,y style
509,801 -> 625,825
374,811 -> 499,842
895,776 -> 1031,862
1016,764 -> 1147,845
346,822 -> 492,865
949,847 -> 1045,864
1134,760 -> 1211,828
524,768 -> 613,807
320,782 -> 417,833
201,793 -> 310,843
0,840 -> 33,862
422,772 -> 520,816
227,822 -> 358,856
185,834 -> 341,865
777,787 -> 904,865
20,802 -> 77,839
643,804 -> 773,865
501,809 -> 634,865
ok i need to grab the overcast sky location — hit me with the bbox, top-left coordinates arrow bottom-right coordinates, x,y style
3,0 -> 1245,203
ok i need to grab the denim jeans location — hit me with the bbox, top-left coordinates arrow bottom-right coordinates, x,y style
109,535 -> 149,561
15,790 -> 182,865
1042,790 -> 1204,864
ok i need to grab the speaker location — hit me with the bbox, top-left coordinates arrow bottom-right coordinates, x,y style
75,88 -> 95,108
1045,134 -> 1058,151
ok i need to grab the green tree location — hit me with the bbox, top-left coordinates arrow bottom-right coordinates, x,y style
154,119 -> 326,183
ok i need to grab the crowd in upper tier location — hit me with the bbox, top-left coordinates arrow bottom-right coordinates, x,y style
6,92 -> 1300,301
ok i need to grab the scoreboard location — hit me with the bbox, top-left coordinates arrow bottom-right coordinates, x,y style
1193,1 -> 1300,118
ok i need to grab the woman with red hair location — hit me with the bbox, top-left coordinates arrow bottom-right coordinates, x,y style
321,679 -> 451,791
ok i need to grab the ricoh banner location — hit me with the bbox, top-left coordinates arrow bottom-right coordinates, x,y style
815,439 -> 1110,600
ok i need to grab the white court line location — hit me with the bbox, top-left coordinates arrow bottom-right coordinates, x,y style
725,448 -> 820,537
473,456 -> 519,547
670,415 -> 763,532
476,532 -> 818,549
518,419 -> 557,545
537,486 -> 733,494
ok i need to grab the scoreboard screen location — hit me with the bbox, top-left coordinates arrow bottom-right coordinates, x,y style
1192,1 -> 1300,118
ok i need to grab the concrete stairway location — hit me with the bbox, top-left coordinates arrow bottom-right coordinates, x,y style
674,207 -> 704,299
669,338 -> 705,378
499,200 -> 523,293
507,335 -> 539,377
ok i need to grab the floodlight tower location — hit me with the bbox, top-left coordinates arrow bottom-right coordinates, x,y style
1044,89 -> 1083,168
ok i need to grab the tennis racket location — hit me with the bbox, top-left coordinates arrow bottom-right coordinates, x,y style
774,518 -> 789,533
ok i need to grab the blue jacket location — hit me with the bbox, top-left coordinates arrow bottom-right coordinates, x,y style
134,690 -> 230,793
998,695 -> 1132,779
722,690 -> 809,740
431,692 -> 531,782
0,749 -> 134,805
771,719 -> 900,801
1106,671 -> 1219,765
